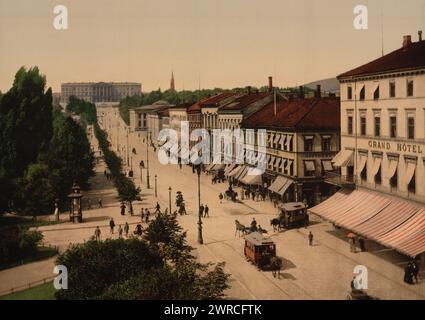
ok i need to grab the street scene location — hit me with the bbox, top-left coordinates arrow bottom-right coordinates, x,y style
1,0 -> 425,303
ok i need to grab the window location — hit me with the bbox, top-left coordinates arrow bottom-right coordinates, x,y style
289,161 -> 294,176
407,80 -> 414,97
374,116 -> 381,137
359,86 -> 365,100
408,117 -> 415,139
322,136 -> 331,151
389,81 -> 396,97
390,168 -> 398,189
375,166 -> 382,185
304,161 -> 316,177
408,172 -> 416,194
390,116 -> 397,138
347,86 -> 353,100
304,136 -> 314,152
373,86 -> 380,100
348,116 -> 353,135
360,116 -> 366,136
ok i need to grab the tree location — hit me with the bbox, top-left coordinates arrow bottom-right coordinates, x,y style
55,214 -> 230,300
0,67 -> 53,214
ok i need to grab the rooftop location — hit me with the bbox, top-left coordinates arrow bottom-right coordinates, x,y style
241,96 -> 340,131
187,92 -> 235,113
338,36 -> 425,79
220,92 -> 271,112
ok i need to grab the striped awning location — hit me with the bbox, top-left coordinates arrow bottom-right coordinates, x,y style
332,149 -> 354,167
224,163 -> 237,175
268,176 -> 287,194
227,165 -> 243,178
309,189 -> 425,257
277,177 -> 293,196
235,166 -> 249,181
240,170 -> 263,185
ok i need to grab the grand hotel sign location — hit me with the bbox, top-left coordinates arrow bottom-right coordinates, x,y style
367,139 -> 423,155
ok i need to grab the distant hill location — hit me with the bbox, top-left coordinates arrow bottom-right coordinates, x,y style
304,78 -> 340,94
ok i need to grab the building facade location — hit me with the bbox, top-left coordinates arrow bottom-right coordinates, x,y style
241,92 -> 341,206
61,82 -> 141,104
335,34 -> 425,203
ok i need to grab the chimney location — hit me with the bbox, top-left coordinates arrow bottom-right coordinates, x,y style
299,85 -> 304,99
268,76 -> 273,92
403,35 -> 412,49
419,30 -> 423,42
316,85 -> 321,98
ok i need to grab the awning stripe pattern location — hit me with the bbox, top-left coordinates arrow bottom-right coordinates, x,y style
310,189 -> 425,257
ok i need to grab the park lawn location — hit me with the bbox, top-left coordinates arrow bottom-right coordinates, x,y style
0,282 -> 56,300
0,215 -> 62,231
0,246 -> 58,271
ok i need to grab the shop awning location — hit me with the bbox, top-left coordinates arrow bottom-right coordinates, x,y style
277,177 -> 293,196
227,165 -> 243,177
309,189 -> 425,257
274,134 -> 281,144
322,160 -> 334,172
224,163 -> 237,175
304,160 -> 316,172
268,176 -> 287,193
332,149 -> 354,167
235,166 -> 249,181
205,163 -> 216,171
404,161 -> 416,185
357,154 -> 368,174
240,170 -> 263,185
212,164 -> 226,171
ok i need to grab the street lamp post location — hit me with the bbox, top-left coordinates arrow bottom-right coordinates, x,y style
168,186 -> 172,214
195,164 -> 203,245
146,131 -> 151,189
155,175 -> 158,198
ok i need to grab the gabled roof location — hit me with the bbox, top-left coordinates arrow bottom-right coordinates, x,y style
338,39 -> 425,79
187,92 -> 234,113
220,92 -> 272,112
241,97 -> 340,131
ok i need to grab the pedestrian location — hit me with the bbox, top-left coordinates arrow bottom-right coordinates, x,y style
404,262 -> 414,284
155,202 -> 161,214
204,205 -> 209,218
219,193 -> 223,203
145,210 -> 150,224
109,218 -> 115,234
94,226 -> 101,241
53,200 -> 60,221
134,224 -> 143,237
411,259 -> 420,284
358,238 -> 366,252
98,198 -> 103,208
129,202 -> 134,216
124,222 -> 129,238
308,231 -> 314,246
104,170 -> 107,177
120,202 -> 126,216
199,204 -> 205,218
118,225 -> 123,239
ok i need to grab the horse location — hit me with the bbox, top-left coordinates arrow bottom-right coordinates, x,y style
270,218 -> 281,232
270,256 -> 283,278
235,220 -> 249,237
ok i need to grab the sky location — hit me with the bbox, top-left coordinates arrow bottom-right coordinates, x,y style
1,0 -> 425,93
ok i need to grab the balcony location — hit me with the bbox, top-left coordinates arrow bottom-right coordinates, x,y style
324,172 -> 356,187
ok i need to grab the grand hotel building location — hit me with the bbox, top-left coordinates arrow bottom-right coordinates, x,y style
311,34 -> 425,262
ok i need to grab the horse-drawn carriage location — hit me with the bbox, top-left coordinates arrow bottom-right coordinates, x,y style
271,202 -> 309,231
244,232 -> 277,270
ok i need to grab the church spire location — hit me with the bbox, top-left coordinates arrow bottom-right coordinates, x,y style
170,71 -> 175,91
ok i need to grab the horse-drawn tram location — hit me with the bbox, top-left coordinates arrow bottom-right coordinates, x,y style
279,202 -> 309,229
244,232 -> 276,270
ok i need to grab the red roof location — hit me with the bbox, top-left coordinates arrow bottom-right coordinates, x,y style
338,39 -> 425,79
221,92 -> 271,111
187,93 -> 234,113
241,97 -> 340,131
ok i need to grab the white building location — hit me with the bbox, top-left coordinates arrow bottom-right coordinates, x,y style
311,33 -> 425,263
